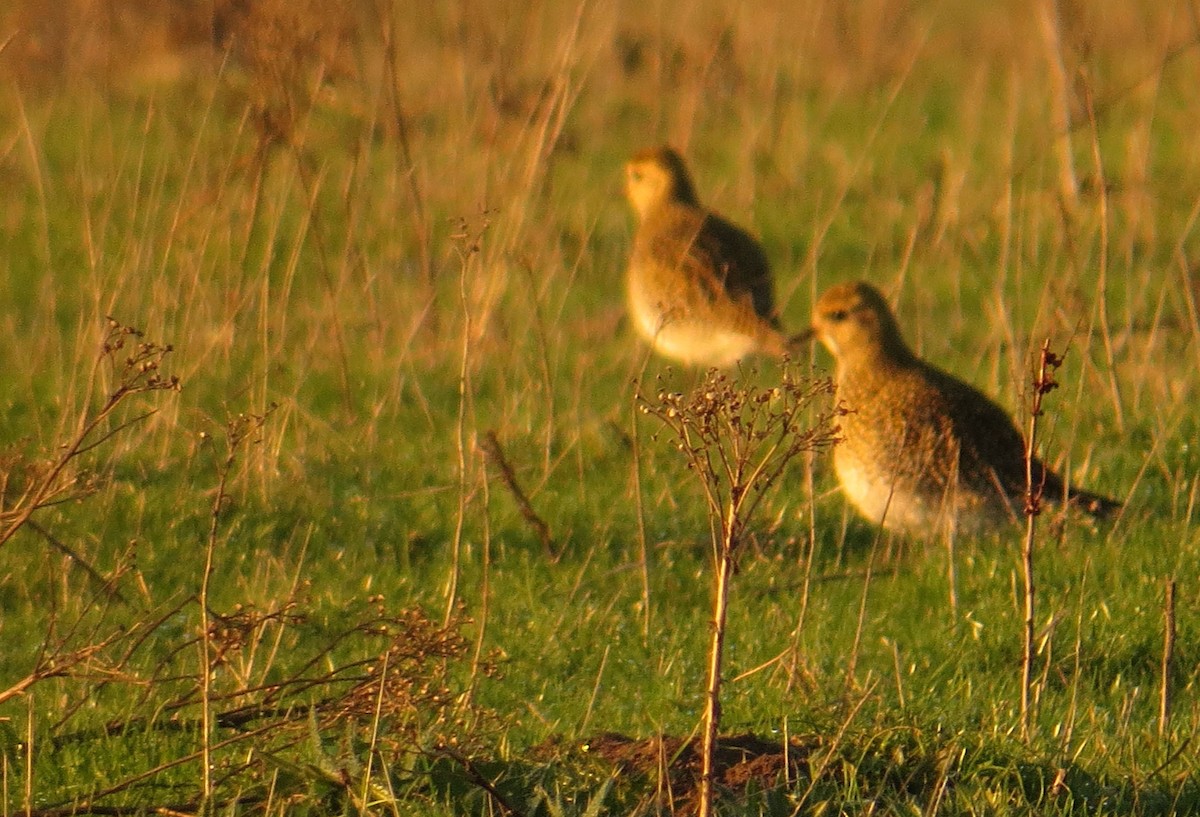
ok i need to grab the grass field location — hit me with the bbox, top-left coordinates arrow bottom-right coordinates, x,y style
2,0 -> 1200,814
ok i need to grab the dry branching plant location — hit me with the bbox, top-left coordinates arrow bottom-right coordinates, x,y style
9,596 -> 501,817
0,318 -> 180,552
197,403 -> 279,805
0,318 -> 180,719
639,366 -> 840,817
0,320 -> 504,816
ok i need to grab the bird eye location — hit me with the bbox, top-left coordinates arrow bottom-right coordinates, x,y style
827,309 -> 849,322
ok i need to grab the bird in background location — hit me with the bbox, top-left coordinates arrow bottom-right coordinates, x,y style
800,280 -> 1120,538
623,145 -> 797,367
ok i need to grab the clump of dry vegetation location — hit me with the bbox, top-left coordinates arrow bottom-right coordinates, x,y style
6,594 -> 501,816
0,319 -> 504,815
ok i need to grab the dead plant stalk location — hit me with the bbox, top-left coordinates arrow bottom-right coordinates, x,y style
1021,340 -> 1062,741
1160,578 -> 1176,739
445,212 -> 490,626
199,407 -> 275,809
640,368 -> 839,817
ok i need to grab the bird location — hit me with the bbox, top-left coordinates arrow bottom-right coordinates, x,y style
801,280 -> 1120,537
623,145 -> 793,367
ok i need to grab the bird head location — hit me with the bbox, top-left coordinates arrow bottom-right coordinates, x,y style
624,146 -> 700,220
804,281 -> 912,368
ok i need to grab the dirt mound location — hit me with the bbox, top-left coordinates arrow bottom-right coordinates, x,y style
553,732 -> 815,815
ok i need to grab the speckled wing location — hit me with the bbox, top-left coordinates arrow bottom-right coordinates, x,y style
921,365 -> 1032,499
637,205 -> 777,326
696,212 -> 778,326
844,367 -> 963,490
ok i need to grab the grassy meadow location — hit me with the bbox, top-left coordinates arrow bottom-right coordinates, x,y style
1,0 -> 1199,813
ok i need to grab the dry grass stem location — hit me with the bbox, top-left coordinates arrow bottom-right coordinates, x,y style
446,211 -> 491,626
480,430 -> 557,560
1159,577 -> 1177,739
1036,0 -> 1080,224
199,405 -> 277,808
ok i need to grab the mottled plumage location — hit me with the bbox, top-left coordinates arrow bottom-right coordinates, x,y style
807,281 -> 1119,537
624,146 -> 789,367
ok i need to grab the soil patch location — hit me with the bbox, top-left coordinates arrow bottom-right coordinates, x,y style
538,731 -> 816,815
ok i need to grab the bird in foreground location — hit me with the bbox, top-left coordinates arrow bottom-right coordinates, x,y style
802,281 -> 1120,537
624,146 -> 793,367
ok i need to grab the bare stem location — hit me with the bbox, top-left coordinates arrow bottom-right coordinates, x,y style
1160,578 -> 1177,739
698,518 -> 737,817
200,407 -> 275,812
199,455 -> 231,812
1019,524 -> 1036,742
446,212 -> 489,626
1021,339 -> 1061,742
631,399 -> 652,641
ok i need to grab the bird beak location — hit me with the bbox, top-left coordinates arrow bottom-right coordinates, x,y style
790,326 -> 817,345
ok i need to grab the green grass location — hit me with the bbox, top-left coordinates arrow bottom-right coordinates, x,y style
1,0 -> 1199,814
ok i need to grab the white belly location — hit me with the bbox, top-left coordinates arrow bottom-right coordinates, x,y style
628,288 -> 756,367
834,449 -> 935,534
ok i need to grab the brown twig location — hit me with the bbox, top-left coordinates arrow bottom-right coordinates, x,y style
479,430 -> 557,561
438,747 -> 527,817
26,519 -> 127,605
12,797 -> 266,817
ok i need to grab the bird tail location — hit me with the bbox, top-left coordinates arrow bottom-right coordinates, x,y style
756,326 -> 807,360
786,327 -> 815,352
763,328 -> 815,360
1067,489 -> 1121,519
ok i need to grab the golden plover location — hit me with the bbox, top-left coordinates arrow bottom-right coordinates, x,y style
624,146 -> 791,367
804,281 -> 1119,537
